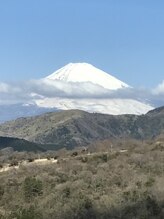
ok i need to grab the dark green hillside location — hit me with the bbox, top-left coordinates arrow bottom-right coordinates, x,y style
0,136 -> 46,152
131,106 -> 164,139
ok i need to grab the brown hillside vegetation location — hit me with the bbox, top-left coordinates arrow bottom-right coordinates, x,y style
0,107 -> 163,150
0,138 -> 164,219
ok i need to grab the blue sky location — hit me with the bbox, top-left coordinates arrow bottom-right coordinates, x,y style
0,0 -> 164,88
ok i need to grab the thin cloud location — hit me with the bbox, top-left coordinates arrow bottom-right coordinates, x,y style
0,82 -> 10,93
153,80 -> 164,95
0,82 -> 31,105
0,79 -> 163,106
27,79 -> 112,98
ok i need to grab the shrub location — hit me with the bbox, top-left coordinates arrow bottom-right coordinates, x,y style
146,195 -> 161,216
63,186 -> 71,198
9,160 -> 19,167
81,156 -> 88,163
27,158 -> 34,163
145,177 -> 155,187
101,153 -> 108,162
9,205 -> 43,219
0,163 -> 3,168
23,177 -> 43,201
0,185 -> 4,198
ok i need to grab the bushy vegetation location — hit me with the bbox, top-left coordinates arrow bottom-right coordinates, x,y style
0,139 -> 164,219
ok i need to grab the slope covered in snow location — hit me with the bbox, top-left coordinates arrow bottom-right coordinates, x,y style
35,98 -> 153,115
47,63 -> 129,90
34,62 -> 154,115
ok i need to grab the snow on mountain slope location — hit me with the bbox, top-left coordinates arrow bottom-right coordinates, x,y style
47,63 -> 129,90
35,97 -> 153,115
34,62 -> 154,115
0,98 -> 154,123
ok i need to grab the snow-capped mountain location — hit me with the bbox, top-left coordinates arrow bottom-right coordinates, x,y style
34,63 -> 154,115
0,63 -> 154,123
47,63 -> 129,90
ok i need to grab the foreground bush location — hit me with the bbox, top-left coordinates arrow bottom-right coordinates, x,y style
23,177 -> 43,201
0,139 -> 163,218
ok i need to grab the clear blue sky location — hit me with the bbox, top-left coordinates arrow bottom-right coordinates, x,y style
0,0 -> 164,88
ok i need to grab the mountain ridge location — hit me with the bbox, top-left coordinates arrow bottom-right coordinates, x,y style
0,107 -> 163,150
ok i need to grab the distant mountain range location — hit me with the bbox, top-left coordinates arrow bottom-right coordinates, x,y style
0,106 -> 163,150
0,104 -> 58,123
0,63 -> 154,123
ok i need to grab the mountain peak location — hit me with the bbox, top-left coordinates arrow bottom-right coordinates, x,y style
46,62 -> 129,90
